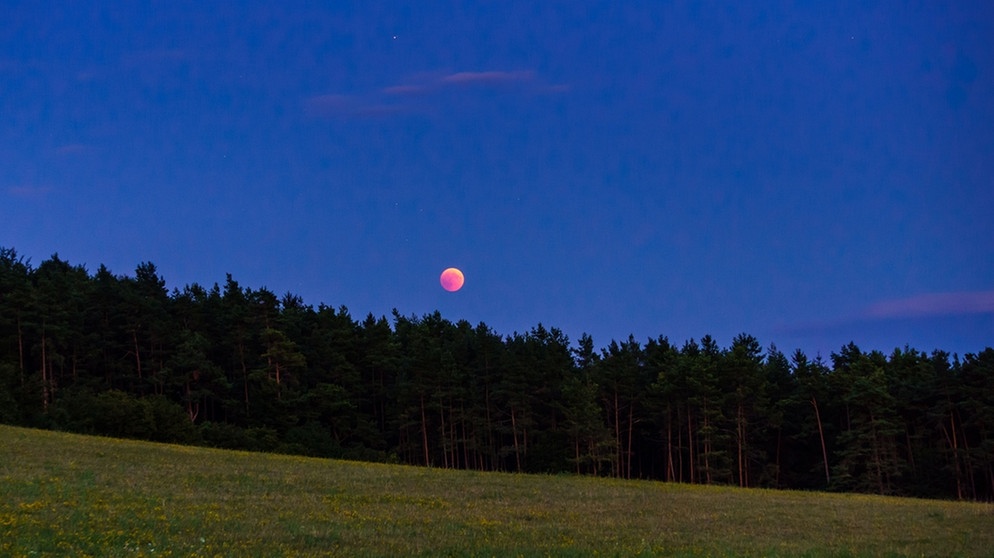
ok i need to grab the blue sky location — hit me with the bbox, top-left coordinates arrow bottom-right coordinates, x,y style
3,2 -> 992,358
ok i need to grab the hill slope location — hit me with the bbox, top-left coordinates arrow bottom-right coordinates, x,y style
1,425 -> 991,557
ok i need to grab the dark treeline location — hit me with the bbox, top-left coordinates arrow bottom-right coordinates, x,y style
1,247 -> 992,500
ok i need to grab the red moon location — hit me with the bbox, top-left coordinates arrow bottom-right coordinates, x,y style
440,267 -> 465,292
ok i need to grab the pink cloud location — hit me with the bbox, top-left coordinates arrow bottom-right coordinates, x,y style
303,94 -> 356,116
865,291 -> 994,318
540,83 -> 572,94
306,69 -> 560,119
383,70 -> 537,95
55,143 -> 90,155
382,84 -> 429,96
7,185 -> 52,198
121,48 -> 189,66
304,94 -> 409,119
351,104 -> 409,118
440,70 -> 534,85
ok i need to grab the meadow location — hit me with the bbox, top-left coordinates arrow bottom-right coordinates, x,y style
1,425 -> 991,557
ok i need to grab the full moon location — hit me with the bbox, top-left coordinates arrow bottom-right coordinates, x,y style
440,267 -> 465,292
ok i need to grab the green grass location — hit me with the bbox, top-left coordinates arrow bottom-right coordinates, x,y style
1,425 -> 991,557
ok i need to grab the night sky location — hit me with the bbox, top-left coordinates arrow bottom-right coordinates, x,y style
3,2 -> 992,358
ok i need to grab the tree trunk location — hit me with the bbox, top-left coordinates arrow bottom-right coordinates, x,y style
438,405 -> 448,469
666,406 -> 675,482
702,400 -> 712,485
627,402 -> 635,479
17,315 -> 25,386
677,413 -> 684,483
904,429 -> 916,477
687,407 -> 695,484
869,411 -> 885,495
962,429 -> 976,500
461,403 -> 470,471
940,422 -> 962,500
511,406 -> 522,473
774,427 -> 783,488
40,331 -> 49,413
484,385 -> 495,471
185,381 -> 199,422
613,391 -> 621,477
239,341 -> 250,414
737,402 -> 746,488
133,329 -> 143,381
812,396 -> 830,485
420,395 -> 431,467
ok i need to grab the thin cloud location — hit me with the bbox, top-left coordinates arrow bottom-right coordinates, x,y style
55,143 -> 91,155
121,48 -> 189,67
776,289 -> 994,340
7,185 -> 53,198
304,94 -> 409,119
304,94 -> 359,116
540,83 -> 572,94
351,104 -> 410,118
440,70 -> 534,85
308,69 -> 559,119
864,290 -> 994,318
305,94 -> 352,110
381,84 -> 430,96
382,70 -> 536,96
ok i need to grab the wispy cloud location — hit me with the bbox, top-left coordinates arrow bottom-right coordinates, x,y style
55,143 -> 91,155
381,84 -> 429,96
121,48 -> 189,67
306,69 -> 564,119
7,185 -> 53,198
303,94 -> 409,119
776,289 -> 994,342
864,290 -> 994,318
304,94 -> 355,116
384,70 -> 536,95
439,70 -> 534,85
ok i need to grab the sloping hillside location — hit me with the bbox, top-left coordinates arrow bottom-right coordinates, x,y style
1,425 -> 991,557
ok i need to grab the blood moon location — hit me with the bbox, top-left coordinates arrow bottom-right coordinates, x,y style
439,267 -> 465,292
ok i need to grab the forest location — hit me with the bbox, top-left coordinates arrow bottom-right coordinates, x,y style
1,247 -> 992,501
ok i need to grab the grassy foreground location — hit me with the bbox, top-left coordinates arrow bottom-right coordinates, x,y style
1,425 -> 991,557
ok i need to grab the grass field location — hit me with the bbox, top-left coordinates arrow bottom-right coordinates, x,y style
1,425 -> 992,557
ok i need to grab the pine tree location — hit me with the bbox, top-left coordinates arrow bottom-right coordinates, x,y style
831,345 -> 905,495
723,334 -> 768,488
